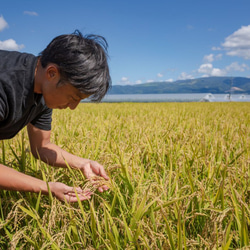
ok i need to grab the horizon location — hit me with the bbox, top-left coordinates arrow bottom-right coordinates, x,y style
112,75 -> 250,86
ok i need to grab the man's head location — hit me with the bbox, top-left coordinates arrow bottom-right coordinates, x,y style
39,30 -> 111,102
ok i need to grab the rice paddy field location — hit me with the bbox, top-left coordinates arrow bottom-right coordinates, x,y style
0,102 -> 249,249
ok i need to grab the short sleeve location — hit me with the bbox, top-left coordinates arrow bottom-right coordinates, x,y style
30,108 -> 53,131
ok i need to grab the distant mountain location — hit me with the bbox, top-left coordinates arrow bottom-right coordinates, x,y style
108,77 -> 250,94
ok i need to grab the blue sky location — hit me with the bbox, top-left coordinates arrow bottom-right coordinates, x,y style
1,0 -> 250,85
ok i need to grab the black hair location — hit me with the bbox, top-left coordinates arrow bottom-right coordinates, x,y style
39,30 -> 111,102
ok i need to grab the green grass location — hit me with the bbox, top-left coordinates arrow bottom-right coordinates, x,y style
0,102 -> 249,249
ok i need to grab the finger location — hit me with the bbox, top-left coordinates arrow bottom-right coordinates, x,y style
67,192 -> 92,198
90,180 -> 108,191
99,168 -> 109,180
67,192 -> 92,202
88,177 -> 109,191
66,187 -> 93,198
90,162 -> 109,180
102,185 -> 109,191
98,184 -> 109,192
82,190 -> 94,197
67,195 -> 91,203
82,163 -> 95,179
66,187 -> 83,194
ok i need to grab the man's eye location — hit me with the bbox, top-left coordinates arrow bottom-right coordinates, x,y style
71,96 -> 78,102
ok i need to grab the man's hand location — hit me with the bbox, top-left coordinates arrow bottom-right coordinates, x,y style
49,182 -> 93,202
27,124 -> 110,194
0,164 -> 92,203
80,160 -> 110,192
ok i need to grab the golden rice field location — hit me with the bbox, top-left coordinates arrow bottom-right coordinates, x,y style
0,102 -> 249,249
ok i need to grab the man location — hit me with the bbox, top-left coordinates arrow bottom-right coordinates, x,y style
0,30 -> 111,202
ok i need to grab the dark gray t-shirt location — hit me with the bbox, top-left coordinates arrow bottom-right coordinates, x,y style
0,50 -> 52,140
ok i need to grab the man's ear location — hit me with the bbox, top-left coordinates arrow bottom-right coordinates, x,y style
46,64 -> 60,81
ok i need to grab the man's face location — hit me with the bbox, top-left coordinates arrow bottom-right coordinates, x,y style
43,82 -> 89,110
39,63 -> 89,110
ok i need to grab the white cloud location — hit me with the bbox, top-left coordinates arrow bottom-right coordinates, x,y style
203,53 -> 223,63
215,54 -> 223,60
0,39 -> 24,51
212,46 -> 222,51
118,76 -> 131,85
165,79 -> 174,82
0,15 -> 8,32
222,25 -> 250,59
198,63 -> 213,74
135,80 -> 142,84
24,11 -> 38,16
178,72 -> 194,80
225,62 -> 249,72
211,68 -> 225,76
147,80 -> 154,83
198,63 -> 225,76
121,77 -> 128,81
197,61 -> 248,77
157,73 -> 163,77
0,15 -> 24,51
203,54 -> 214,63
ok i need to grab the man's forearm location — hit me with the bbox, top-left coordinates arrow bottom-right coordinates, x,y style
35,142 -> 89,169
0,164 -> 48,194
0,163 -> 93,202
35,142 -> 110,190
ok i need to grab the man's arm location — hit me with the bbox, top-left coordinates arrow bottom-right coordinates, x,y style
27,123 -> 109,192
0,164 -> 92,202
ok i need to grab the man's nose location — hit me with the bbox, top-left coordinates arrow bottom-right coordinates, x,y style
69,100 -> 80,110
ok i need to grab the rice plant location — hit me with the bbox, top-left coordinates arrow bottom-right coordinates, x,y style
0,102 -> 249,249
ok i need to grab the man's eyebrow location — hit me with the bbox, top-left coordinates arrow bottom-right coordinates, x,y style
72,95 -> 80,101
